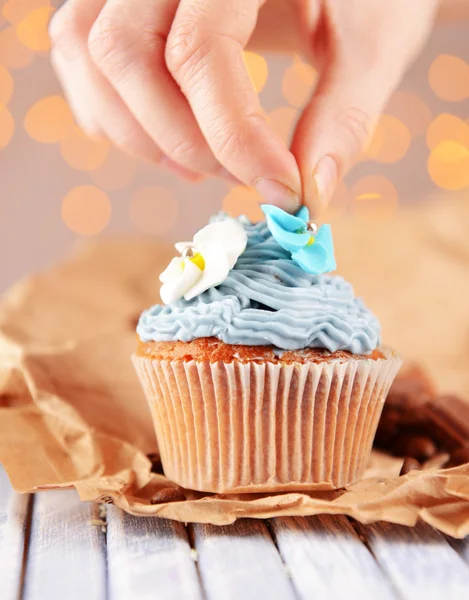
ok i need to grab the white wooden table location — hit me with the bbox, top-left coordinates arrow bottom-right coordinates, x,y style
1,467 -> 469,600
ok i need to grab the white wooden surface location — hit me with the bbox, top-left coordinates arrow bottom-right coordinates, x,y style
106,504 -> 203,600
0,468 -> 32,600
448,534 -> 469,567
192,519 -> 295,600
22,489 -> 107,600
270,515 -> 397,600
355,520 -> 469,600
1,466 -> 469,600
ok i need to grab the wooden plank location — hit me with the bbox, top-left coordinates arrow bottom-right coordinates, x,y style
0,466 -> 14,544
23,489 -> 106,600
355,521 -> 469,600
192,519 -> 296,600
106,506 -> 203,600
447,535 -> 469,566
270,515 -> 396,600
0,467 -> 32,600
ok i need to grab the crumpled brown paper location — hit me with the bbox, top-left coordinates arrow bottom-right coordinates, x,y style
1,195 -> 469,537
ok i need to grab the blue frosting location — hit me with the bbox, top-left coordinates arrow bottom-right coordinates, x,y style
262,205 -> 337,274
137,214 -> 381,354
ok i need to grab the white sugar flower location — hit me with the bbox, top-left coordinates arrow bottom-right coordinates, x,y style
159,219 -> 247,304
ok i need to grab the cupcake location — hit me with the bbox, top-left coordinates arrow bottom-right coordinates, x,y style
133,207 -> 402,493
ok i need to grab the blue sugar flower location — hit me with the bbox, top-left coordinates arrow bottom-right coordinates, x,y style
261,205 -> 336,274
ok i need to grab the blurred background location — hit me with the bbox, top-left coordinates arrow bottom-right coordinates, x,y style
1,0 -> 469,295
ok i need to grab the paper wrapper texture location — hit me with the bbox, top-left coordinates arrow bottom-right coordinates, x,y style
133,352 -> 401,493
1,195 -> 469,537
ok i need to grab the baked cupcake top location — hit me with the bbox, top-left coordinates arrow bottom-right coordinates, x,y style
137,209 -> 381,355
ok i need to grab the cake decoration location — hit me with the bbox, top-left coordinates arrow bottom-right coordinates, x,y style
135,208 -> 400,494
262,205 -> 336,274
159,219 -> 247,304
134,209 -> 401,494
140,213 -> 380,354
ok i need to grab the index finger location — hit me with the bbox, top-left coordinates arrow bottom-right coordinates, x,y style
166,0 -> 301,212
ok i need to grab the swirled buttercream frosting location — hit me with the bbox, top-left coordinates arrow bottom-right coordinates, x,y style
137,215 -> 381,354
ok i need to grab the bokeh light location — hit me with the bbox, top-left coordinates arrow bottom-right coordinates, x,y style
24,95 -> 74,143
429,54 -> 469,102
3,0 -> 51,25
60,126 -> 110,171
364,115 -> 411,163
267,107 -> 298,144
282,55 -> 317,108
130,186 -> 179,235
426,114 -> 469,150
0,66 -> 14,106
243,51 -> 268,93
351,176 -> 399,220
62,186 -> 112,236
222,186 -> 264,222
385,91 -> 432,138
0,11 -> 468,252
16,6 -> 54,52
428,141 -> 469,191
0,105 -> 15,149
90,147 -> 137,191
0,26 -> 34,69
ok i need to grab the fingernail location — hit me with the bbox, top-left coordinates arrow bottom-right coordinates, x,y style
254,179 -> 300,213
313,155 -> 338,207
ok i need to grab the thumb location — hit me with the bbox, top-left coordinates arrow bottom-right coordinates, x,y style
290,0 -> 438,217
291,64 -> 399,216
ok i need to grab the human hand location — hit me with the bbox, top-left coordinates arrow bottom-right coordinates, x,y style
49,0 -> 439,214
284,0 -> 439,213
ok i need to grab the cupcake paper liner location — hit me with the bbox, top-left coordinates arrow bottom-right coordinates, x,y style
133,349 -> 402,493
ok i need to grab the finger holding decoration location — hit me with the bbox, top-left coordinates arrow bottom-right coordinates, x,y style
166,0 -> 302,210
